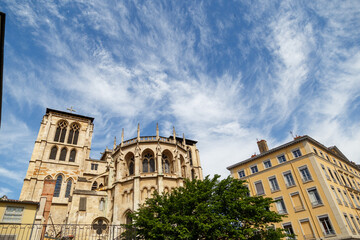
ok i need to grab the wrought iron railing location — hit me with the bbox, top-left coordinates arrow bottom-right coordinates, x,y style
0,224 -> 124,240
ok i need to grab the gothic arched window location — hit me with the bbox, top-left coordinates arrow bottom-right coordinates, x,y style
54,120 -> 68,143
162,154 -> 171,174
143,153 -> 154,173
65,179 -> 72,198
59,148 -> 67,161
69,149 -> 76,162
49,146 -> 57,160
92,181 -> 98,191
142,159 -> 148,173
188,148 -> 193,166
54,175 -> 63,197
149,158 -> 155,172
191,169 -> 195,180
67,123 -> 80,145
129,162 -> 134,175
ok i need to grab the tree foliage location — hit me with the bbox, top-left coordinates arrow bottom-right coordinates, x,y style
123,175 -> 286,239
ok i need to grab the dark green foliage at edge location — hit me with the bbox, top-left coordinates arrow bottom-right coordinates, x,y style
122,175 -> 288,240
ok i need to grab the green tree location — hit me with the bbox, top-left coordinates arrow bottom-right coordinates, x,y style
123,175 -> 287,239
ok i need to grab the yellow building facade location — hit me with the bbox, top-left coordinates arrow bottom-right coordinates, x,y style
0,196 -> 39,240
227,136 -> 360,240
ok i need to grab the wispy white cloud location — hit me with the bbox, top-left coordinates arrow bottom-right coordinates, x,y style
1,0 -> 360,188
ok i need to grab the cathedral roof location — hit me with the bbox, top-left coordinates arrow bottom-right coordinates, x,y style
46,108 -> 94,123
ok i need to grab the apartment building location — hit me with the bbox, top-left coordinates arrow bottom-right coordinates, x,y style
227,135 -> 360,239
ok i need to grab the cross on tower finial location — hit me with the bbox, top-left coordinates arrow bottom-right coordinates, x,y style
66,106 -> 76,113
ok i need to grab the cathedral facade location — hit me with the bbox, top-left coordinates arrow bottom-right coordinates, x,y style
19,108 -> 203,225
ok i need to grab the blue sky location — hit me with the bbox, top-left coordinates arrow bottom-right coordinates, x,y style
0,1 -> 360,199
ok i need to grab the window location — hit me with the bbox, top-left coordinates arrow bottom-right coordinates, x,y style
143,153 -> 155,173
292,149 -> 302,158
291,192 -> 304,212
313,148 -> 318,155
49,146 -> 57,160
2,207 -> 23,223
344,191 -> 354,208
254,181 -> 265,195
128,155 -> 134,175
269,176 -> 280,192
320,151 -> 324,157
69,149 -> 76,162
344,165 -> 348,171
263,159 -> 272,169
356,217 -> 360,232
65,180 -> 72,198
59,148 -> 67,161
142,159 -> 148,173
283,171 -> 295,187
277,154 -> 286,163
129,161 -> 134,175
275,197 -> 287,214
54,175 -> 63,197
344,214 -> 356,234
299,166 -> 312,182
307,188 -> 322,207
338,188 -> 348,206
91,181 -> 98,190
351,215 -> 360,234
99,198 -> 105,211
79,197 -> 87,211
357,196 -> 360,208
250,165 -> 258,174
351,194 -> 359,208
67,123 -> 80,145
54,120 -> 68,143
188,148 -> 193,166
318,215 -> 335,235
339,162 -> 343,168
321,164 -> 330,180
333,171 -> 342,184
347,177 -> 353,188
353,180 -> 358,190
326,155 -> 330,161
332,158 -> 337,165
238,170 -> 245,178
341,175 -> 348,187
300,219 -> 315,239
162,154 -> 171,174
91,163 -> 98,170
149,158 -> 155,172
283,223 -> 295,239
327,168 -> 336,183
331,186 -> 341,204
191,169 -> 195,180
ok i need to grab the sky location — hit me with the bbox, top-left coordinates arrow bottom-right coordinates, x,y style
0,0 -> 360,199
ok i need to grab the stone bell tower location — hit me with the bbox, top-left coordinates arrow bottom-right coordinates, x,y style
19,108 -> 94,223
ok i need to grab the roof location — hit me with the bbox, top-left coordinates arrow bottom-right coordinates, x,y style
46,108 -> 94,123
170,136 -> 198,145
0,196 -> 38,205
227,135 -> 353,170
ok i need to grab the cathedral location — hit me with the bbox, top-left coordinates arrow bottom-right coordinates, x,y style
19,108 -> 203,225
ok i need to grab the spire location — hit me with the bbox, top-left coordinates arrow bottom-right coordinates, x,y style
156,123 -> 159,140
182,133 -> 186,145
121,128 -> 124,147
173,126 -> 176,141
113,136 -> 116,150
137,123 -> 140,141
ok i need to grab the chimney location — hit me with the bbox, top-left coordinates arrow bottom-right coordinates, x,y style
257,139 -> 269,154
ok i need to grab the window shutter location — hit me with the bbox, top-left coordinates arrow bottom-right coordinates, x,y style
79,197 -> 87,211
